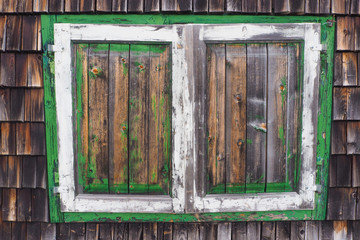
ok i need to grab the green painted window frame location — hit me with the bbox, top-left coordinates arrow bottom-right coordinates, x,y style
42,14 -> 334,223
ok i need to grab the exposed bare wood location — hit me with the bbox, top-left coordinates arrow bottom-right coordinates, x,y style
257,0 -> 272,13
22,156 -> 37,188
0,16 -> 7,51
273,0 -> 290,13
96,0 -> 111,12
1,53 -> 16,87
16,123 -> 31,155
194,0 -> 208,12
305,0 -> 319,13
65,0 -> 79,12
128,0 -> 143,12
7,156 -> 21,188
342,52 -> 358,86
2,188 -> 17,221
80,0 -> 95,12
337,17 -> 355,50
21,15 -> 38,51
49,0 -> 64,12
10,88 -> 25,121
227,0 -> 241,12
332,87 -> 348,120
0,88 -> 10,121
0,123 -> 16,155
36,156 -> 47,188
17,189 -> 32,221
333,53 -> 343,86
27,54 -> 43,87
347,121 -> 360,154
353,156 -> 360,187
242,0 -> 257,12
15,53 -> 28,87
347,88 -> 360,120
33,0 -> 49,12
209,0 -> 224,12
32,189 -> 49,222
30,123 -> 45,155
319,0 -> 330,14
331,121 -> 347,154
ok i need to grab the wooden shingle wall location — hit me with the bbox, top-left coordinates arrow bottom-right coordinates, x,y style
0,0 -> 359,239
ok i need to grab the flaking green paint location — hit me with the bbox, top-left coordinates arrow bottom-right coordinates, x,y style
43,14 -> 334,222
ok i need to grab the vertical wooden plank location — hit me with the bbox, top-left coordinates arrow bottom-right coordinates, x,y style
0,156 -> 8,186
108,44 -> 129,194
33,0 -> 49,12
79,0 -> 95,12
242,0 -> 257,13
0,16 -> 6,51
148,45 -> 171,194
333,87 -> 348,120
15,53 -> 28,87
348,121 -> 360,154
337,17 -> 355,50
0,88 -> 10,121
75,43 -> 89,193
10,88 -> 25,121
32,189 -> 48,222
194,0 -> 208,12
30,88 -> 44,122
347,88 -> 360,120
36,156 -> 47,188
2,188 -> 17,221
128,0 -> 143,12
227,0 -> 241,12
2,0 -> 16,12
23,0 -> 33,12
286,43 -> 300,190
353,155 -> 360,187
332,0 -> 346,14
27,54 -> 43,87
305,0 -> 319,13
145,0 -> 159,12
331,121 -> 347,154
21,15 -> 37,51
290,221 -> 305,240
1,123 -> 16,155
352,1 -> 360,14
1,53 -> 16,87
333,53 -> 343,86
276,222 -> 291,240
22,156 -> 37,188
273,0 -> 290,13
113,0 -> 127,12
319,0 -> 330,14
65,0 -> 79,12
262,222 -> 275,240
16,123 -> 31,155
247,222 -> 261,240
209,0 -> 224,12
49,0 -> 64,12
342,52 -> 358,86
207,44 -> 226,194
129,44 -> 150,194
267,43 -> 288,192
88,43 -> 109,193
246,44 -> 267,193
225,44 -> 246,193
257,0 -> 272,13
17,189 -> 32,221
96,0 -> 111,12
30,123 -> 45,155
6,15 -> 21,51
27,223 -> 41,240
8,156 -> 21,188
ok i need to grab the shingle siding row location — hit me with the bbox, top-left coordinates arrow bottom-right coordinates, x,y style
0,0 -> 358,239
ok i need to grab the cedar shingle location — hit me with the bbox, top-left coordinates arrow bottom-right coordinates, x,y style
36,157 -> 46,188
145,0 -> 160,12
353,156 -> 360,187
337,17 -> 356,50
2,188 -> 17,221
21,15 -> 38,51
332,0 -> 346,14
49,0 -> 64,13
112,0 -> 127,12
70,223 -> 86,239
273,0 -> 290,14
30,123 -> 45,155
58,223 -> 71,240
17,189 -> 32,221
16,53 -> 28,87
319,0 -> 330,14
5,16 -> 21,51
351,0 -> 360,15
194,0 -> 208,12
0,16 -> 7,51
1,53 -> 16,87
30,88 -> 44,122
16,123 -> 31,155
0,156 -> 8,187
227,0 -> 241,12
336,155 -> 352,187
342,52 -> 358,86
334,52 -> 343,86
96,0 -> 111,12
22,156 -> 37,188
331,121 -> 347,154
33,0 -> 49,12
10,88 -> 25,122
41,224 -> 56,239
11,222 -> 27,240
32,189 -> 48,222
290,0 -> 305,13
242,0 -> 257,13
24,89 -> 31,121
65,0 -> 79,12
0,123 -> 16,155
7,156 -> 22,188
305,0 -> 319,14
79,0 -> 95,12
347,88 -> 360,120
27,54 -> 43,87
327,188 -> 357,220
209,0 -> 225,12
333,87 -> 348,120
0,88 -> 11,121
178,0 -> 192,11
27,223 -> 41,240
128,0 -> 143,12
347,121 -> 360,154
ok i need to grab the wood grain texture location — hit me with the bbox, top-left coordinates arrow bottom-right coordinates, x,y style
96,0 -> 111,12
57,223 -> 71,240
41,224 -> 56,240
49,0 -> 64,12
10,88 -> 24,121
331,121 -> 347,154
267,43 -> 288,192
194,0 -> 208,12
22,156 -> 37,188
36,156 -> 47,188
27,223 -> 41,240
112,0 -> 127,12
333,52 -> 343,86
332,0 -> 346,14
342,52 -> 358,86
276,222 -> 291,239
129,44 -> 150,194
225,44 -> 246,193
15,53 -> 28,87
88,44 -> 109,193
246,44 -> 267,193
70,223 -> 86,239
353,156 -> 360,187
1,53 -> 16,87
32,189 -> 49,222
145,0 -> 159,12
305,0 -> 319,13
261,222 -> 275,239
21,15 -> 38,51
148,45 -> 171,194
0,88 -> 10,121
319,0 -> 330,14
108,44 -> 129,194
27,54 -> 43,87
242,0 -> 257,13
65,0 -> 79,12
207,44 -> 226,193
30,123 -> 45,155
257,0 -> 271,13
227,0 -> 241,12
17,189 -> 32,221
273,0 -> 290,13
332,87 -> 348,120
80,0 -> 95,12
337,17 -> 355,50
12,223 -> 26,240
347,88 -> 360,120
347,121 -> 360,154
351,0 -> 360,14
0,156 -> 8,186
7,156 -> 21,188
0,16 -> 6,51
33,0 -> 48,12
209,0 -> 224,12
290,221 -> 305,240
0,123 -> 16,155
30,88 -> 44,122
16,123 -> 31,155
128,0 -> 143,12
334,155 -> 352,187
328,188 -> 357,220
2,188 -> 17,221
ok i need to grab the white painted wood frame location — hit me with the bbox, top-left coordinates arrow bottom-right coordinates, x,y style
54,23 -> 321,213
54,24 -> 189,213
